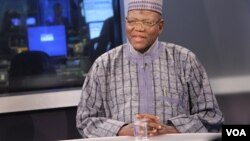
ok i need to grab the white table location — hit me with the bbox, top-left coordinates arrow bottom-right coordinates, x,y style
59,133 -> 221,141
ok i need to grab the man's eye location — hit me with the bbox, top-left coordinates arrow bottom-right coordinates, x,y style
144,21 -> 153,26
128,20 -> 136,24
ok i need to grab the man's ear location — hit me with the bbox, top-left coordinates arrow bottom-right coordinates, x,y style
158,19 -> 164,34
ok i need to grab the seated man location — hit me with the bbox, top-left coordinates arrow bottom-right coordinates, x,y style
46,2 -> 69,26
76,0 -> 224,138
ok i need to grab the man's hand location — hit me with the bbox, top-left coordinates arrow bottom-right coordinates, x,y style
117,123 -> 134,136
117,114 -> 179,136
150,123 -> 179,136
136,113 -> 179,136
136,113 -> 160,123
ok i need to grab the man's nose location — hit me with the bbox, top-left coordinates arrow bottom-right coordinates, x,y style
134,22 -> 145,31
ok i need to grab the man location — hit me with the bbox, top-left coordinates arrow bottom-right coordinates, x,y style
76,0 -> 224,138
46,2 -> 69,26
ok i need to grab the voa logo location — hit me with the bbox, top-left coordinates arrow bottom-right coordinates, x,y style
226,129 -> 246,136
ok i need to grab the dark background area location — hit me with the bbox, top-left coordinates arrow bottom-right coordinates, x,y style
0,0 -> 122,93
0,107 -> 81,141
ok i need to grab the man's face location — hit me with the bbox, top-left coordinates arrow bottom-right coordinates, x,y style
126,10 -> 164,53
54,5 -> 63,16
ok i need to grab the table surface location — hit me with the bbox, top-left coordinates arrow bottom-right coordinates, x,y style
59,133 -> 221,141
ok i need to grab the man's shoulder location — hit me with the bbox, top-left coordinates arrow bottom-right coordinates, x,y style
162,42 -> 190,53
160,42 -> 196,58
95,45 -> 124,62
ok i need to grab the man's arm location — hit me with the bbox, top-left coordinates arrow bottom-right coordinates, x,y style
76,62 -> 126,138
168,53 -> 224,133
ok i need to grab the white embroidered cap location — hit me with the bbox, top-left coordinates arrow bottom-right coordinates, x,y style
127,0 -> 163,14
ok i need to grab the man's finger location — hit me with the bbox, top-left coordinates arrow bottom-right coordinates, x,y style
136,114 -> 160,122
